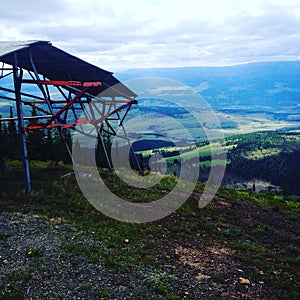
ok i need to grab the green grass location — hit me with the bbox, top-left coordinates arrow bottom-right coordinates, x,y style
140,142 -> 228,169
0,161 -> 299,298
243,147 -> 281,159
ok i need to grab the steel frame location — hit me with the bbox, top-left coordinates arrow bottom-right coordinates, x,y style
0,53 -> 139,192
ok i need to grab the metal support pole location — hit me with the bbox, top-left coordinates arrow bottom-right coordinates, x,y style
58,127 -> 74,165
29,49 -> 54,115
114,104 -> 142,173
13,53 -> 31,193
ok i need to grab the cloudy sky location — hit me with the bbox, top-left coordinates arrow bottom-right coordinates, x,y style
1,0 -> 300,71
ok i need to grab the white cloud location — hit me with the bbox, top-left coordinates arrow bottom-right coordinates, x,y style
0,0 -> 300,70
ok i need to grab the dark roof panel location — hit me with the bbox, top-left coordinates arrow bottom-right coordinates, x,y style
0,40 -> 136,98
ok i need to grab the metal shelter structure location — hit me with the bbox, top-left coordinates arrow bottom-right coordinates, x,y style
0,40 -> 138,192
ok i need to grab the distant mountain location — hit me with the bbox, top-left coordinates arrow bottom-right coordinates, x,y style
117,61 -> 300,114
115,61 -> 300,139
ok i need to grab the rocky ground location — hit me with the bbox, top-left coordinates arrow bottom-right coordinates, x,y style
0,192 -> 299,299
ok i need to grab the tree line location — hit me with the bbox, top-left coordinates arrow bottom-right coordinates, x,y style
226,131 -> 300,195
0,107 -> 118,169
0,107 -> 73,166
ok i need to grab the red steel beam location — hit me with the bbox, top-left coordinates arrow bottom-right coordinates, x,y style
21,79 -> 136,133
0,115 -> 52,122
106,100 -> 137,118
25,102 -> 52,116
93,99 -> 137,125
26,118 -> 94,131
22,79 -> 102,87
44,86 -> 89,126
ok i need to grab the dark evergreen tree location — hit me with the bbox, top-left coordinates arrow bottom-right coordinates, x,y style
73,138 -> 82,165
0,115 -> 3,157
51,128 -> 63,164
138,153 -> 144,171
96,126 -> 112,169
1,122 -> 9,157
27,107 -> 46,161
44,129 -> 54,161
8,106 -> 19,159
61,128 -> 72,164
0,115 -> 6,169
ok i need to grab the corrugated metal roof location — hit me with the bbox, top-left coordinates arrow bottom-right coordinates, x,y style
0,40 -> 136,98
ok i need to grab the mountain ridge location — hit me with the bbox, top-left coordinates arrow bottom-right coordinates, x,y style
116,60 -> 300,137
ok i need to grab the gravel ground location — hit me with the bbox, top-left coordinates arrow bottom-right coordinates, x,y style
0,212 -> 162,299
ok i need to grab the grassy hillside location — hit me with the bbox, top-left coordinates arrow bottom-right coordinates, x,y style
136,131 -> 300,196
0,161 -> 299,299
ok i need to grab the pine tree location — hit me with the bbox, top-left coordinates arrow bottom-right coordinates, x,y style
44,129 -> 54,161
52,128 -> 62,165
1,122 -> 9,156
8,106 -> 19,159
0,115 -> 3,158
0,115 -> 5,169
61,128 -> 72,164
27,107 -> 46,161
73,138 -> 82,164
96,126 -> 112,169
50,128 -> 73,164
